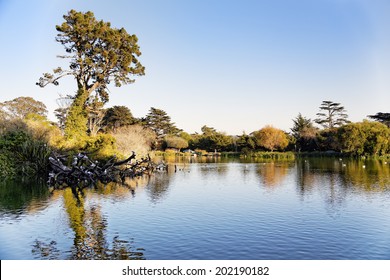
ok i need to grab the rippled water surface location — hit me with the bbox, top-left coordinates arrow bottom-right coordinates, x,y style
1,158 -> 390,259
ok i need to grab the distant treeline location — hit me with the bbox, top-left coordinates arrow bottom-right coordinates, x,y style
1,97 -> 390,179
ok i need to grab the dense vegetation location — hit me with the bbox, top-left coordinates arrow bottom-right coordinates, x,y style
1,10 -> 389,179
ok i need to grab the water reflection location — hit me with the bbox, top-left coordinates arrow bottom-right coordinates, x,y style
343,159 -> 390,191
146,170 -> 174,202
1,158 -> 390,260
296,158 -> 390,194
255,162 -> 292,188
32,187 -> 145,260
94,176 -> 150,199
0,179 -> 51,218
199,164 -> 229,178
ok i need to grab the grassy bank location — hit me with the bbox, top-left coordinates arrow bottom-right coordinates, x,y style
296,151 -> 390,160
242,151 -> 295,160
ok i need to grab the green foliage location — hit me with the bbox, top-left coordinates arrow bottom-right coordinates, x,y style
144,107 -> 181,138
315,128 -> 340,151
0,129 -> 30,150
37,9 -> 145,140
243,151 -> 295,160
338,120 -> 390,156
16,139 -> 52,177
83,134 -> 117,160
0,153 -> 15,178
291,113 -> 318,151
64,88 -> 91,139
0,130 -> 51,178
235,133 -> 256,152
190,126 -> 233,152
368,112 -> 390,127
103,105 -> 136,132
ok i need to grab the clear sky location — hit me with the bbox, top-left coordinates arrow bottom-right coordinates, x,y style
0,0 -> 389,135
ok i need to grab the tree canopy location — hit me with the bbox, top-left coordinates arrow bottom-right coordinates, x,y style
37,10 -> 145,139
0,97 -> 47,120
144,107 -> 181,138
253,125 -> 289,152
291,113 -> 318,151
338,120 -> 390,156
103,105 -> 136,131
314,101 -> 349,129
368,112 -> 390,128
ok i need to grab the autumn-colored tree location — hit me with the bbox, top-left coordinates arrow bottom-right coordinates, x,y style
253,125 -> 289,152
37,10 -> 145,139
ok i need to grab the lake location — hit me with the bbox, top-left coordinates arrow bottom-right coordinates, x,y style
1,157 -> 390,260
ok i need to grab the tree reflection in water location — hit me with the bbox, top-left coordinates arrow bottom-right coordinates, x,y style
296,158 -> 390,194
32,187 -> 145,260
295,158 -> 390,214
255,161 -> 292,188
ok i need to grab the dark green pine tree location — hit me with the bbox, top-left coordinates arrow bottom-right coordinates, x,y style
103,106 -> 136,132
144,107 -> 181,138
368,112 -> 390,127
291,113 -> 318,151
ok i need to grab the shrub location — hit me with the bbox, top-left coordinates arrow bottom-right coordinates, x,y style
0,153 -> 15,178
164,135 -> 188,151
111,125 -> 156,158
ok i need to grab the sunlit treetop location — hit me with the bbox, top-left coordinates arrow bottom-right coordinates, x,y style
37,9 -> 145,104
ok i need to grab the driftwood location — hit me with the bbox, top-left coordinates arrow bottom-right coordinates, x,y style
47,151 -> 166,188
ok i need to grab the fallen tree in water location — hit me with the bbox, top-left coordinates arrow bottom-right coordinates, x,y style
48,151 -> 166,188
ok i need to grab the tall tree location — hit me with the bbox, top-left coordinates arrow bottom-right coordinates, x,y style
314,101 -> 349,129
37,10 -> 145,139
102,105 -> 135,132
368,112 -> 390,128
144,107 -> 180,138
0,97 -> 47,119
291,113 -> 318,151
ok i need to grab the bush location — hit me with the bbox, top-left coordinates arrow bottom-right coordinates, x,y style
164,135 -> 188,151
111,125 -> 156,158
84,134 -> 117,160
0,153 -> 15,178
0,130 -> 51,177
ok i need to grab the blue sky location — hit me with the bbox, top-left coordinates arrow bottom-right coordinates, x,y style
0,0 -> 389,135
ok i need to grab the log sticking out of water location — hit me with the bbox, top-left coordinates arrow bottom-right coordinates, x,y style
47,151 -> 165,188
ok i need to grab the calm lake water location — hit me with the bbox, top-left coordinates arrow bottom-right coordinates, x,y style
1,157 -> 390,260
